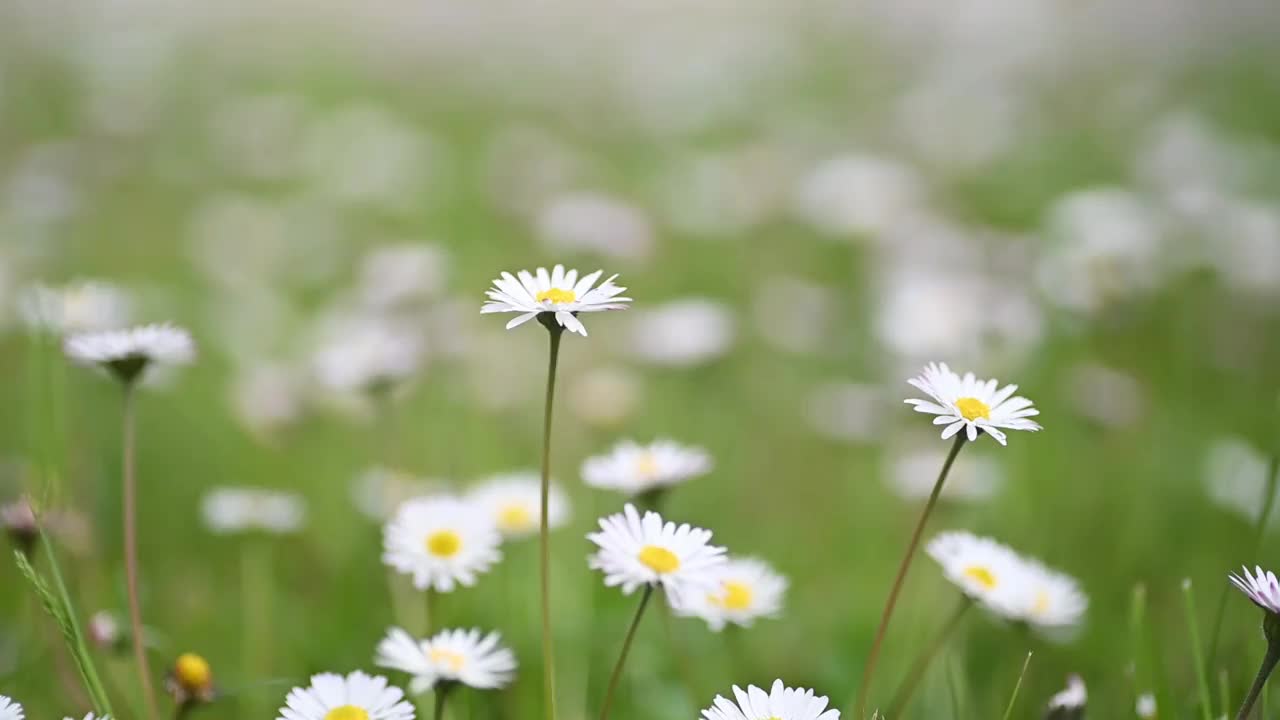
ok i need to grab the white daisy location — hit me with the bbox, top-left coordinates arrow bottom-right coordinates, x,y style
904,362 -> 1041,445
700,679 -> 839,720
375,627 -> 517,694
1230,566 -> 1280,615
587,504 -> 726,606
1136,692 -> 1157,718
466,473 -> 570,540
64,323 -> 196,384
675,556 -> 787,631
1016,557 -> 1089,637
0,695 -> 23,720
480,264 -> 631,336
312,317 -> 425,395
1047,674 -> 1087,711
201,487 -> 306,535
20,281 -> 132,334
277,671 -> 414,720
627,298 -> 736,368
926,531 -> 1026,618
581,439 -> 712,496
382,497 -> 501,592
62,715 -> 109,720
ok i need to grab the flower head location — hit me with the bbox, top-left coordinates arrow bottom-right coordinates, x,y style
675,556 -> 787,631
312,317 -> 425,396
1230,566 -> 1280,615
0,695 -> 23,720
700,679 -> 839,720
1,496 -> 40,558
582,439 -> 712,496
466,473 -> 570,539
587,504 -> 726,605
166,652 -> 216,705
1136,692 -> 1157,718
20,281 -> 132,334
88,610 -> 124,652
1047,674 -> 1087,714
382,497 -> 502,592
481,264 -> 630,336
201,487 -> 306,535
63,715 -> 109,720
905,362 -> 1041,445
375,627 -> 516,694
64,323 -> 195,384
276,671 -> 414,720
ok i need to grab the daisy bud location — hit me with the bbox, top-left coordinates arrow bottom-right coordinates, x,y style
87,611 -> 126,654
1,496 -> 40,559
166,652 -> 216,706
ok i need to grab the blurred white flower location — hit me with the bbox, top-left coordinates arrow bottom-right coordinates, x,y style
1205,437 -> 1279,525
792,154 -> 923,239
1208,200 -> 1280,296
887,447 -> 1002,502
482,126 -> 590,218
905,362 -> 1042,445
312,316 -> 426,396
467,473 -> 570,539
201,487 -> 306,535
64,323 -> 195,385
588,504 -> 726,606
88,611 -> 122,651
382,496 -> 502,592
754,276 -> 837,356
358,243 -> 450,311
481,264 -> 631,336
205,93 -> 307,181
376,627 -> 517,694
276,671 -> 413,720
700,679 -> 838,720
582,439 -> 712,496
19,281 -> 132,334
352,468 -> 446,521
1047,675 -> 1087,712
536,192 -> 654,261
894,70 -> 1021,173
651,145 -> 792,238
1064,364 -> 1145,428
675,556 -> 787,632
804,382 -> 884,444
567,366 -> 642,429
0,696 -> 19,720
628,298 -> 735,367
1136,692 -> 1157,718
229,363 -> 305,440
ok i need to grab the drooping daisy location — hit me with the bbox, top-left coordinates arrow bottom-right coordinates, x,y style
904,362 -> 1041,445
926,531 -> 1026,618
201,487 -> 306,535
0,695 -> 23,720
382,497 -> 501,592
700,679 -> 839,720
480,264 -> 631,336
588,504 -> 726,605
64,323 -> 196,384
582,439 -> 713,496
375,627 -> 517,694
277,671 -> 414,720
1230,565 -> 1280,615
466,473 -> 570,540
676,556 -> 787,631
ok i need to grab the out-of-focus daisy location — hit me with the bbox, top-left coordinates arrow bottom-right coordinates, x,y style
904,362 -> 1041,445
382,497 -> 501,592
588,504 -> 726,605
567,366 -> 642,429
0,695 -> 23,720
535,192 -> 654,261
19,281 -> 132,334
276,671 -> 414,720
582,439 -> 712,496
791,153 -> 922,240
627,298 -> 735,368
1046,675 -> 1087,714
166,652 -> 216,705
805,382 -> 884,444
88,610 -> 124,652
926,531 -> 1025,617
64,323 -> 195,384
375,627 -> 517,694
676,556 -> 787,631
63,715 -> 108,720
1065,363 -> 1145,429
1136,692 -> 1157,718
1016,557 -> 1089,637
229,363 -> 306,440
1230,566 -> 1280,615
480,264 -> 630,336
700,679 -> 839,720
352,467 -> 446,521
201,487 -> 306,535
1,496 -> 40,558
358,243 -> 449,310
467,473 -> 570,540
1204,437 -> 1278,526
887,447 -> 1003,502
312,317 -> 425,396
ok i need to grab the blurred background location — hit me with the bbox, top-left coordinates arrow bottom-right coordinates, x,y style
2,0 -> 1280,717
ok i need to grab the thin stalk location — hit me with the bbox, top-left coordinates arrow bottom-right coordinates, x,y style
1236,643 -> 1280,720
1182,579 -> 1214,720
600,585 -> 654,720
241,541 -> 272,719
122,384 -> 159,720
945,657 -> 963,720
539,324 -> 564,720
885,597 -> 973,717
853,434 -> 966,719
661,595 -> 700,709
434,684 -> 453,720
1000,652 -> 1033,720
1221,668 -> 1232,720
425,588 -> 437,635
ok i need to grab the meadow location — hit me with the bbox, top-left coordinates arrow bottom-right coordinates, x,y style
3,1 -> 1280,718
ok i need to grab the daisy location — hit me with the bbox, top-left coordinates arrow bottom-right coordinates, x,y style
277,671 -> 414,720
480,264 -> 631,336
311,317 -> 425,395
676,556 -> 787,631
0,695 -> 23,720
63,715 -> 109,720
904,362 -> 1041,445
1047,675 -> 1087,712
700,679 -> 840,720
1136,692 -> 1157,718
466,473 -> 570,539
926,531 -> 1026,618
582,439 -> 713,496
375,627 -> 517,694
1230,565 -> 1280,615
1015,557 -> 1089,636
382,497 -> 502,592
64,323 -> 195,384
1231,567 -> 1280,718
588,504 -> 726,605
200,487 -> 306,535
166,652 -> 216,705
20,281 -> 132,334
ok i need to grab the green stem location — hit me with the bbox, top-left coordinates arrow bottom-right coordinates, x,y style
122,384 -> 159,720
1236,642 -> 1280,720
661,595 -> 700,709
885,597 -> 972,717
852,434 -> 966,719
425,587 -> 437,635
1000,652 -> 1033,720
434,683 -> 453,720
241,541 -> 271,718
600,585 -> 654,720
539,324 -> 564,720
1183,579 -> 1215,720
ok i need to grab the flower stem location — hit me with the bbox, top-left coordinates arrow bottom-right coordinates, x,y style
1183,579 -> 1215,720
661,594 -> 701,710
1236,642 -> 1280,719
539,324 -> 564,720
600,585 -> 654,720
241,540 -> 271,719
853,433 -> 966,719
885,597 -> 972,717
434,683 -> 453,720
122,384 -> 159,720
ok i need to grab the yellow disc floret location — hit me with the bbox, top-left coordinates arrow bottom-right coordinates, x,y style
173,652 -> 213,693
498,504 -> 533,533
324,705 -> 370,720
955,397 -> 991,422
430,648 -> 467,672
536,288 -> 576,305
638,545 -> 681,574
712,581 -> 754,611
426,530 -> 462,558
962,565 -> 998,590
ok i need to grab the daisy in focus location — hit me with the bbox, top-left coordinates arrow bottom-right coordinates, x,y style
700,679 -> 839,720
582,439 -> 712,496
382,497 -> 502,592
201,487 -> 306,535
466,473 -> 570,539
375,627 -> 517,694
1230,565 -> 1280,615
64,323 -> 196,384
0,695 -> 22,720
277,671 -> 414,720
588,504 -> 726,605
481,264 -> 630,336
904,362 -> 1040,445
676,556 -> 788,631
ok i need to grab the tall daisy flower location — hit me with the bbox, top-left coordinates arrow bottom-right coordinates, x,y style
480,264 -> 629,720
382,497 -> 502,592
904,362 -> 1041,446
375,626 -> 517,699
676,556 -> 787,631
582,439 -> 712,500
701,680 -> 839,720
1229,566 -> 1280,718
467,473 -> 570,540
277,672 -> 414,720
0,696 -> 23,720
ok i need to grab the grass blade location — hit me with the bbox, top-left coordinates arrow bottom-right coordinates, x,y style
1182,578 -> 1214,720
1000,652 -> 1033,720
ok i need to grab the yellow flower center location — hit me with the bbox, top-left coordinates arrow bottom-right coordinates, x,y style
1032,590 -> 1050,616
324,706 -> 369,720
425,530 -> 462,558
638,545 -> 681,574
430,648 -> 467,672
498,504 -> 533,532
710,581 -> 754,611
635,452 -> 659,478
536,288 -> 576,305
962,565 -> 998,590
173,652 -> 212,692
955,397 -> 991,422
